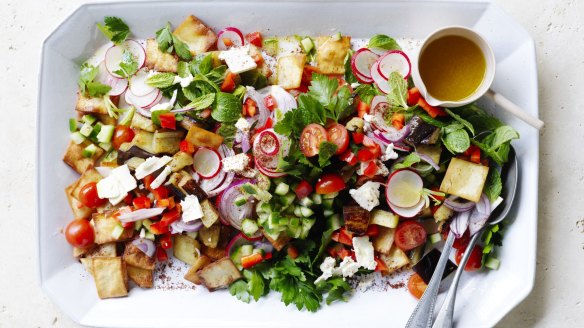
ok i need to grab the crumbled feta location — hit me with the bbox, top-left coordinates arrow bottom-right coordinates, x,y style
149,89 -> 178,112
349,181 -> 381,211
180,194 -> 204,222
381,143 -> 399,161
150,166 -> 171,189
314,257 -> 337,284
350,82 -> 361,89
173,74 -> 194,88
96,165 -> 137,205
352,236 -> 377,270
222,153 -> 250,173
335,257 -> 360,278
135,156 -> 173,179
219,45 -> 257,74
235,117 -> 251,133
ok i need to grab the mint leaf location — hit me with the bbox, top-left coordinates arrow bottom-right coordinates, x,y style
146,72 -> 176,88
445,108 -> 475,135
393,153 -> 421,170
318,142 -> 337,167
113,50 -> 138,78
443,129 -> 470,154
190,54 -> 213,76
97,17 -> 130,45
212,92 -> 242,122
172,34 -> 193,61
483,168 -> 502,202
216,123 -> 237,148
368,34 -> 401,50
386,71 -> 408,109
186,93 -> 215,111
354,84 -> 379,105
155,23 -> 174,53
472,125 -> 519,165
229,280 -> 251,303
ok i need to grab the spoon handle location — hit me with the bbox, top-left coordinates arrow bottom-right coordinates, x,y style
432,231 -> 483,328
406,231 -> 455,328
485,89 -> 544,130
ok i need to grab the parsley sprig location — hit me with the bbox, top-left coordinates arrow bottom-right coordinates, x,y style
78,63 -> 111,98
97,17 -> 130,45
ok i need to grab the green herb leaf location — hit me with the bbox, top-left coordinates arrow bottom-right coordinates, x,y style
248,271 -> 266,301
318,142 -> 337,167
78,63 -> 111,97
472,125 -> 519,165
186,93 -> 215,111
307,73 -> 338,108
212,92 -> 242,122
368,34 -> 401,50
150,109 -> 170,126
274,94 -> 326,138
216,124 -> 237,148
316,277 -> 352,305
412,108 -> 448,127
442,128 -> 470,154
155,23 -> 174,53
229,280 -> 251,303
386,71 -> 408,109
172,35 -> 193,61
393,153 -> 421,170
312,228 -> 334,266
354,84 -> 379,105
481,223 -> 504,265
97,17 -> 130,45
483,168 -> 502,203
344,52 -> 358,84
113,50 -> 139,78
191,54 -> 213,76
146,73 -> 176,88
445,108 -> 475,135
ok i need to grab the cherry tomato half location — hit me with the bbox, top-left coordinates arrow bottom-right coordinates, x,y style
295,180 -> 313,199
300,123 -> 327,157
394,220 -> 427,251
407,273 -> 428,299
326,123 -> 349,155
65,219 -> 95,248
79,182 -> 107,208
112,125 -> 135,150
315,173 -> 346,194
455,244 -> 483,272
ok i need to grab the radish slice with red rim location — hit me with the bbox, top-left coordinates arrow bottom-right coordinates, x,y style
351,48 -> 378,83
143,91 -> 163,109
95,62 -> 128,96
385,169 -> 424,208
371,61 -> 391,94
104,40 -> 146,78
217,27 -> 244,50
193,148 -> 222,179
377,50 -> 411,80
124,88 -> 161,109
388,197 -> 426,218
129,69 -> 156,96
255,157 -> 287,178
257,130 -> 280,156
198,145 -> 237,197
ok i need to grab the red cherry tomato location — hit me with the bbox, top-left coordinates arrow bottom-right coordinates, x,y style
453,230 -> 471,250
112,125 -> 135,150
65,219 -> 95,248
326,123 -> 349,155
352,132 -> 364,144
455,244 -> 483,272
78,182 -> 107,208
394,220 -> 427,251
408,273 -> 428,299
315,173 -> 346,194
294,180 -> 313,199
407,87 -> 421,106
300,124 -> 327,157
363,161 -> 379,177
245,31 -> 263,47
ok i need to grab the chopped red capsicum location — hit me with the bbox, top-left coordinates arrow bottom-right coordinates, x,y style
179,140 -> 195,154
221,72 -> 238,93
133,196 -> 152,210
241,252 -> 271,269
159,113 -> 176,130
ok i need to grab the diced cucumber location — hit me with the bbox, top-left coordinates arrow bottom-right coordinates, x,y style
79,122 -> 93,137
241,183 -> 257,194
288,217 -> 301,228
272,177 -> 286,186
323,209 -> 334,218
99,142 -> 112,151
69,118 -> 78,132
331,32 -> 342,41
256,201 -> 272,214
240,245 -> 254,257
234,195 -> 248,207
186,231 -> 198,239
274,182 -> 290,196
409,244 -> 425,265
485,257 -> 501,270
258,213 -> 269,226
301,37 -> 314,53
230,246 -> 243,266
241,183 -> 272,202
299,197 -> 314,207
293,206 -> 302,217
97,124 -> 115,143
310,193 -> 322,205
286,225 -> 302,239
142,219 -> 153,230
300,206 -> 314,217
300,218 -> 316,239
281,193 -> 296,207
70,132 -> 86,145
327,214 -> 342,231
82,144 -> 98,158
90,122 -> 103,140
144,231 -> 155,241
322,198 -> 335,209
118,107 -> 135,126
241,218 -> 259,237
263,38 -> 279,57
429,232 -> 442,244
263,230 -> 281,242
82,114 -> 97,125
102,149 -> 118,163
323,192 -> 339,199
134,220 -> 143,231
111,224 -> 125,239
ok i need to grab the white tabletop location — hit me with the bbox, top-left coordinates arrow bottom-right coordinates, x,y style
1,0 -> 582,327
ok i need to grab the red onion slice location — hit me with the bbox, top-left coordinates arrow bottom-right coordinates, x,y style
131,238 -> 155,258
244,87 -> 270,129
257,86 -> 297,121
444,196 -> 476,212
170,220 -> 204,234
226,232 -> 255,257
468,194 -> 492,236
450,210 -> 470,238
218,180 -> 253,231
415,151 -> 440,171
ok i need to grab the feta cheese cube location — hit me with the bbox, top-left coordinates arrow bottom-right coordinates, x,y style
349,181 -> 381,211
235,117 -> 251,133
219,45 -> 257,74
180,194 -> 204,222
314,257 -> 336,284
221,153 -> 250,173
335,257 -> 360,278
352,236 -> 377,270
135,156 -> 173,179
96,165 -> 137,205
381,143 -> 399,161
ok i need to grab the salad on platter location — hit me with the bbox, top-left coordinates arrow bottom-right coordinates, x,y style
61,15 -> 518,310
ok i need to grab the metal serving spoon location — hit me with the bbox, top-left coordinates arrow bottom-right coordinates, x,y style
432,147 -> 518,328
405,147 -> 518,328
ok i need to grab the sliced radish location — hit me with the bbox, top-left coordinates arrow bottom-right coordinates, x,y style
217,27 -> 244,50
129,69 -> 156,96
95,62 -> 128,96
143,92 -> 164,109
351,48 -> 378,83
377,50 -> 411,80
257,130 -> 280,156
193,148 -> 222,179
386,169 -> 424,208
371,61 -> 390,94
255,157 -> 287,178
388,197 -> 426,218
104,40 -> 146,78
370,95 -> 389,116
124,88 -> 160,109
